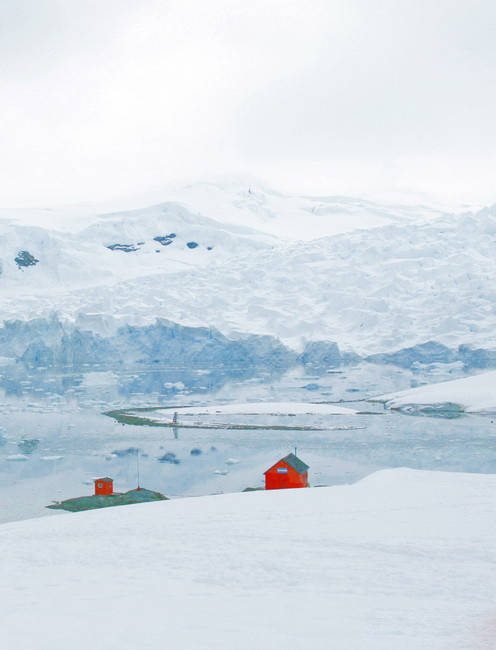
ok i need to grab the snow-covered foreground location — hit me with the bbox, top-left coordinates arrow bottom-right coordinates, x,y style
144,401 -> 358,420
378,370 -> 496,413
2,469 -> 495,650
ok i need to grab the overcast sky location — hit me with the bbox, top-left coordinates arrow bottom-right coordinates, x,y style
1,0 -> 495,208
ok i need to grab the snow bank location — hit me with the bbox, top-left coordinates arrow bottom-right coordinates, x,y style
1,468 -> 495,649
159,179 -> 447,240
149,401 -> 358,418
378,370 -> 496,413
2,180 -> 446,239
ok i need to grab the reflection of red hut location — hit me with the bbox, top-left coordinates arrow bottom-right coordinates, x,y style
94,477 -> 113,496
264,453 -> 309,490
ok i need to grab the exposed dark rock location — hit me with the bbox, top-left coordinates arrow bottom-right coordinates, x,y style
302,383 -> 320,391
111,447 -> 141,457
153,234 -> 176,246
15,250 -> 39,268
18,439 -> 40,454
106,243 -> 140,252
157,452 -> 180,464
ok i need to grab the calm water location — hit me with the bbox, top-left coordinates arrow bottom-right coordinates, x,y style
1,361 -> 495,523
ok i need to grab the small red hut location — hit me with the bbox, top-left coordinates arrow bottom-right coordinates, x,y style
264,453 -> 309,490
94,477 -> 114,496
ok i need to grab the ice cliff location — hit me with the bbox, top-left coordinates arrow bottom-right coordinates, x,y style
1,183 -> 496,367
2,316 -> 496,373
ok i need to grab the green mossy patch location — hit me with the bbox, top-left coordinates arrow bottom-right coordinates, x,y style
104,408 -> 324,431
47,488 -> 168,512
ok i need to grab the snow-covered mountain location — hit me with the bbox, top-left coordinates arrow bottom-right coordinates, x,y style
0,179 -> 454,239
0,201 -> 277,293
157,179 -> 454,240
1,181 -> 495,365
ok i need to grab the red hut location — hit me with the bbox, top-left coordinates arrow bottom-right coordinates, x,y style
94,477 -> 114,496
264,453 -> 309,490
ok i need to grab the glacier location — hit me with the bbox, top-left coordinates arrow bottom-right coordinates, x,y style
1,182 -> 496,369
1,317 -> 297,370
1,315 -> 495,377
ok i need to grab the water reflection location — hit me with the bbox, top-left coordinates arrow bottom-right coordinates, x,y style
0,361 -> 288,404
0,360 -> 493,525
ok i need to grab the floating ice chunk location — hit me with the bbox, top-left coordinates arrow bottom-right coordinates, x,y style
81,371 -> 118,387
163,381 -> 185,390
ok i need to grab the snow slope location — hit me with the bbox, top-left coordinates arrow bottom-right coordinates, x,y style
161,179 -> 451,240
0,201 -> 277,294
5,205 -> 494,354
0,180 -> 445,298
1,469 -> 495,650
378,370 -> 496,413
136,401 -> 358,423
0,179 -> 450,239
2,182 -> 496,357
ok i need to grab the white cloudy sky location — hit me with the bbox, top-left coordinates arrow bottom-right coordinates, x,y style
1,0 -> 495,207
